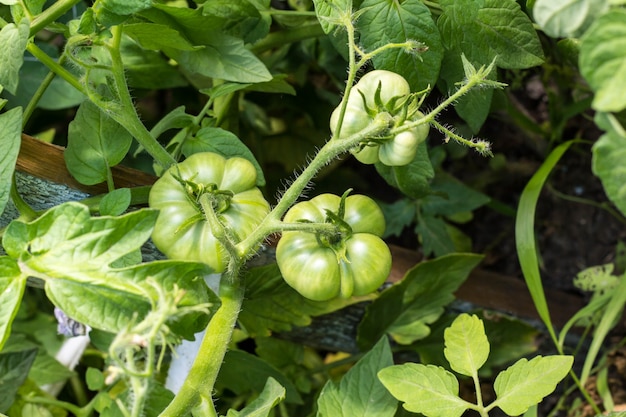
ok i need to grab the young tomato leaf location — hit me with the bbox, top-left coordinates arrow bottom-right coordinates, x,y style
357,253 -> 483,350
378,363 -> 469,417
226,377 -> 286,417
65,100 -> 133,186
0,18 -> 29,95
317,337 -> 396,417
415,214 -> 457,257
579,10 -> 626,112
216,350 -> 302,404
99,188 -> 131,216
357,0 -> 443,92
443,314 -> 489,377
313,0 -> 352,33
2,203 -> 216,338
239,263 -> 354,337
0,257 -> 26,351
492,355 -> 573,416
0,107 -> 21,217
0,348 -> 37,413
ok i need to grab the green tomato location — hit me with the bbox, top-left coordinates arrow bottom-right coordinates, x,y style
276,194 -> 392,301
149,152 -> 270,272
329,70 -> 428,166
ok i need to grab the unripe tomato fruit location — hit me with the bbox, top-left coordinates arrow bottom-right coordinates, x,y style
276,194 -> 392,301
149,152 -> 270,272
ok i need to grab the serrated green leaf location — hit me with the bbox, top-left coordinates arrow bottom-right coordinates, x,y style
378,363 -> 469,417
317,337 -> 396,417
0,348 -> 37,412
492,355 -> 573,415
357,0 -> 443,92
444,314 -> 489,377
415,214 -> 456,257
313,0 -> 352,33
216,350 -> 302,404
533,0 -> 608,38
2,203 -> 216,337
99,188 -> 131,216
357,253 -> 482,349
65,100 -> 133,186
421,172 -> 490,217
239,263 -> 352,337
226,377 -> 286,417
0,257 -> 27,351
182,127 -> 266,186
580,10 -> 626,112
0,18 -> 29,95
591,114 -> 626,217
379,198 -> 417,239
375,144 -> 434,199
123,23 -> 200,51
0,107 -> 21,217
202,0 -> 271,44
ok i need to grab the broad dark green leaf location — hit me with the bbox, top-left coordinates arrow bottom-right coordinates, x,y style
415,214 -> 456,257
378,363 -> 469,417
99,188 -> 131,216
378,198 -> 417,239
123,23 -> 200,51
0,257 -> 26,351
182,127 -> 266,186
202,0 -> 271,44
437,0 -> 543,132
100,0 -> 151,15
317,337 -> 396,417
0,107 -> 21,217
226,377 -> 286,417
492,355 -> 573,415
357,253 -> 482,350
579,10 -> 626,112
0,348 -> 37,412
357,0 -> 443,92
420,172 -> 490,217
239,263 -> 352,337
65,100 -> 133,185
0,18 -> 29,95
376,144 -> 434,199
216,350 -> 302,404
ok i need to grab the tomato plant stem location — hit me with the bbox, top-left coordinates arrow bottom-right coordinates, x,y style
159,280 -> 244,417
29,0 -> 83,36
26,43 -> 86,95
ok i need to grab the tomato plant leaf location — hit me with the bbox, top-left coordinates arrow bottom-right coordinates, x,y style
0,257 -> 26,351
379,198 -> 417,239
202,0 -> 272,45
357,0 -> 443,92
316,337 -> 396,417
0,107 -> 21,217
579,9 -> 626,112
239,263 -> 354,337
375,143 -> 434,199
421,172 -> 490,217
182,127 -> 266,187
226,377 -> 286,417
378,363 -> 470,417
444,314 -> 489,377
591,114 -> 626,227
533,0 -> 608,38
0,348 -> 37,413
65,100 -> 133,186
491,355 -> 573,415
99,188 -> 131,216
0,18 -> 29,95
313,0 -> 352,34
357,253 -> 482,350
415,214 -> 456,257
216,350 -> 302,404
100,0 -> 151,15
123,23 -> 200,51
2,203 -> 216,337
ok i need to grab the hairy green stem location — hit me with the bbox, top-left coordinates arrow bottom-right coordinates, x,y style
27,43 -> 86,94
29,0 -> 83,36
103,26 -> 177,170
236,112 -> 391,257
22,55 -> 71,127
159,280 -> 244,417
